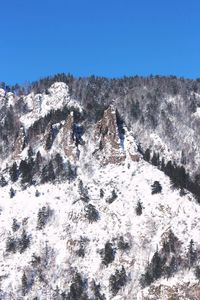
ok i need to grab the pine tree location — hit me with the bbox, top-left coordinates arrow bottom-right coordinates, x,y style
151,152 -> 159,166
0,175 -> 7,187
106,190 -> 118,204
9,187 -> 15,198
144,148 -> 150,162
150,251 -> 163,279
37,206 -> 51,230
19,229 -> 30,253
54,153 -> 64,179
12,218 -> 20,232
19,159 -> 33,184
109,266 -> 127,296
9,162 -> 18,182
195,266 -> 200,280
67,272 -> 87,300
117,236 -> 130,251
34,151 -> 42,173
84,204 -> 99,223
100,188 -> 104,198
91,280 -> 106,300
188,239 -> 197,269
151,181 -> 162,194
6,236 -> 17,253
101,241 -> 115,266
45,125 -> 54,150
21,272 -> 28,296
135,200 -> 143,215
41,161 -> 55,183
27,146 -> 34,160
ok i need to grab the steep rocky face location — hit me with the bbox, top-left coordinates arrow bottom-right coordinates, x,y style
93,106 -> 140,165
94,106 -> 126,165
13,126 -> 26,159
143,282 -> 200,300
60,112 -> 78,161
1,77 -> 200,180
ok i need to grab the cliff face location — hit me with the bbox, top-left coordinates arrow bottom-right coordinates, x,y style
61,112 -> 77,161
13,126 -> 26,159
94,105 -> 126,165
0,83 -> 140,170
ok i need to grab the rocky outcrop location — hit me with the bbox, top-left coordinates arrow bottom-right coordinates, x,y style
61,112 -> 77,161
94,105 -> 126,165
13,126 -> 26,159
44,122 -> 54,151
94,105 -> 140,164
143,282 -> 200,300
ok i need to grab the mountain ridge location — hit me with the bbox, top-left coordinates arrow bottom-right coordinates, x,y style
0,77 -> 200,299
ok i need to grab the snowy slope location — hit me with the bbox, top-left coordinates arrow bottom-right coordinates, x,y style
0,157 -> 200,299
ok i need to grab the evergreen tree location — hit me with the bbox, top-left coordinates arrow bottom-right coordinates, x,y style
37,206 -> 51,230
151,181 -> 162,194
161,157 -> 165,171
41,160 -> 55,183
34,151 -> 43,173
19,159 -> 33,184
140,270 -> 153,288
106,190 -> 118,204
150,251 -> 163,279
45,125 -> 54,150
109,266 -> 127,296
67,272 -> 87,300
0,175 -> 7,187
195,266 -> 200,280
54,153 -> 65,179
101,241 -> 115,266
12,218 -> 20,232
9,162 -> 18,182
84,204 -> 99,223
9,187 -> 15,198
135,200 -> 143,215
144,148 -> 150,162
188,239 -> 197,269
21,272 -> 28,296
151,152 -> 159,166
162,230 -> 179,254
100,188 -> 104,198
19,229 -> 30,253
27,146 -> 34,161
66,161 -> 76,181
91,280 -> 106,300
6,236 -> 17,253
117,236 -> 130,251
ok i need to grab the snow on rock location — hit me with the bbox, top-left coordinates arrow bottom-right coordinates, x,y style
48,81 -> 69,97
12,126 -> 26,159
0,89 -> 6,109
0,88 -> 5,98
20,82 -> 82,129
193,107 -> 200,119
59,111 -> 77,161
6,92 -> 15,106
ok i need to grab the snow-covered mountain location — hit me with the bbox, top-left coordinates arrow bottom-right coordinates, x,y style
0,78 -> 200,299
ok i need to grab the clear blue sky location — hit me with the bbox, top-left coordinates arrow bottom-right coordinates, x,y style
0,0 -> 200,85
